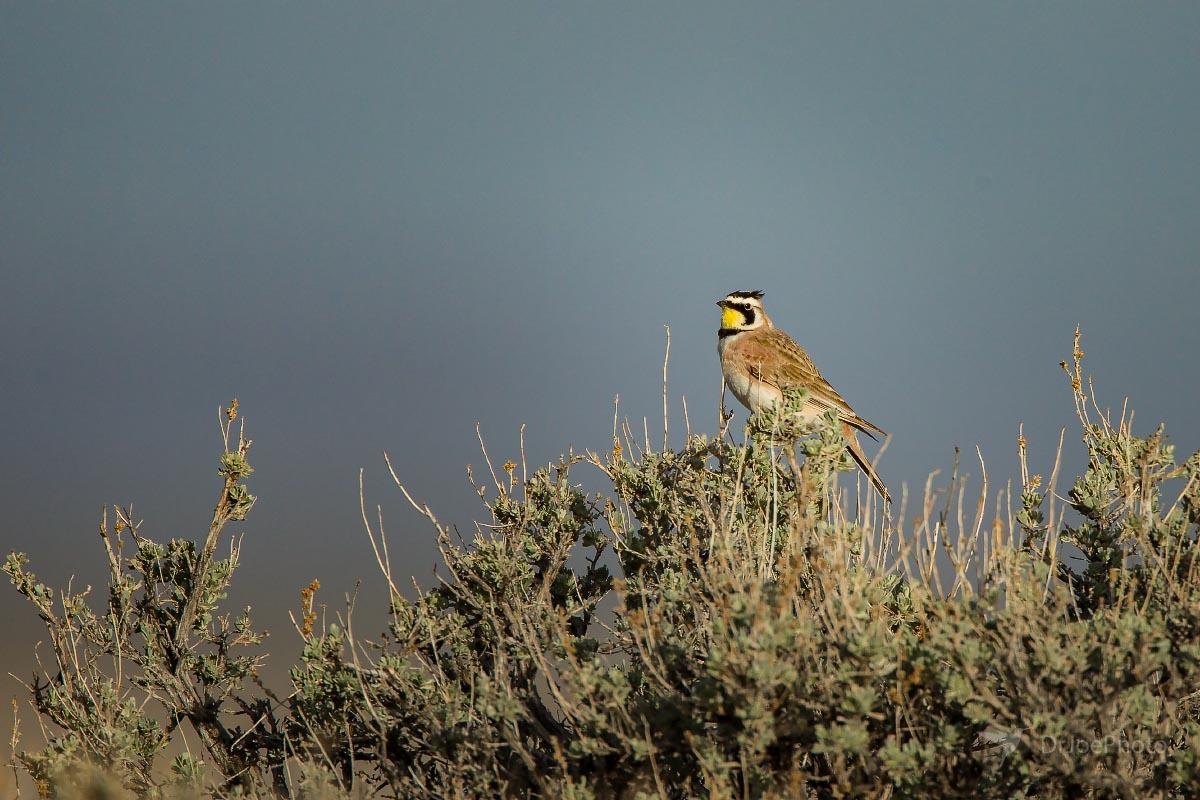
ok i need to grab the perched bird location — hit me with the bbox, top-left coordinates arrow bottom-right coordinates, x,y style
717,290 -> 890,502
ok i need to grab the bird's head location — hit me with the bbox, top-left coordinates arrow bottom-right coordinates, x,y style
716,290 -> 769,333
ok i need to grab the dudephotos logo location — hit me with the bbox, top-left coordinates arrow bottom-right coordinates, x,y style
991,731 -> 1174,764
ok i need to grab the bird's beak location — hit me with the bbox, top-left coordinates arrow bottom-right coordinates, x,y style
715,300 -> 727,308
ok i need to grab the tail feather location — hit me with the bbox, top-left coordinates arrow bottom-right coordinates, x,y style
842,424 -> 891,503
847,414 -> 886,442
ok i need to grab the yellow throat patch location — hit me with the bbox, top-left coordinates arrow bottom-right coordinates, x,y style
721,306 -> 744,329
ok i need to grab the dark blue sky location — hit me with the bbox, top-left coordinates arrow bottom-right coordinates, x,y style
3,2 -> 1199,700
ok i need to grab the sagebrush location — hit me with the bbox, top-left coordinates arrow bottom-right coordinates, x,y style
7,331 -> 1200,799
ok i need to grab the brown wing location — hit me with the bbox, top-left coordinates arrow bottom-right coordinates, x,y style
742,328 -> 886,439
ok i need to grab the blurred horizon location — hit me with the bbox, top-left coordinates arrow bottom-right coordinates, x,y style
2,1 -> 1199,754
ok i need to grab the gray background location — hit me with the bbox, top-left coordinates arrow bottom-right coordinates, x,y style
2,1 -> 1198,737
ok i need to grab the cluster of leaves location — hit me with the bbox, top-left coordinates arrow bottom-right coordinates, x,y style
7,336 -> 1200,798
4,406 -> 287,797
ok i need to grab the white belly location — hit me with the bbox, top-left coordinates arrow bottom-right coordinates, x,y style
724,368 -> 783,414
721,347 -> 830,422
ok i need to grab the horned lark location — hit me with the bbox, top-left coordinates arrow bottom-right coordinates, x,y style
717,290 -> 890,502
